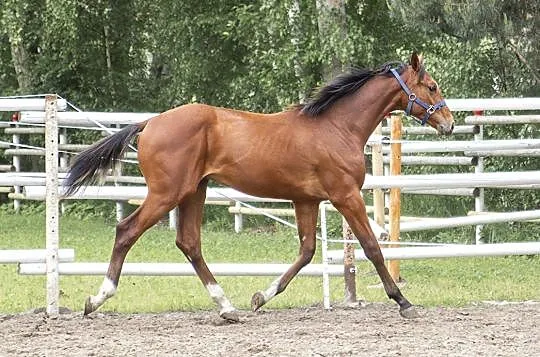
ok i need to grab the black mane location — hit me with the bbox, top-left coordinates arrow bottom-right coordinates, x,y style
300,61 -> 407,117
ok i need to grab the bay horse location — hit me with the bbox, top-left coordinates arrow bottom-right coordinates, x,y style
64,52 -> 454,321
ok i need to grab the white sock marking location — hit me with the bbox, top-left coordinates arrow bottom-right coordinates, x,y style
206,283 -> 235,315
89,277 -> 116,308
261,276 -> 282,303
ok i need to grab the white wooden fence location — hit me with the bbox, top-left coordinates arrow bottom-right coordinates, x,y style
1,95 -> 540,314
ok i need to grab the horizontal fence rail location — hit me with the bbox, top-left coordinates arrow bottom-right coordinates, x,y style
382,155 -> 477,166
0,249 -> 75,264
381,125 -> 479,135
0,98 -> 67,111
464,115 -> 540,125
19,262 -> 347,277
2,171 -> 540,198
326,242 -> 540,264
446,97 -> 540,111
398,209 -> 540,232
20,111 -> 155,126
380,139 -> 540,154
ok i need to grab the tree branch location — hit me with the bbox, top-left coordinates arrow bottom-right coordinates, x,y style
508,40 -> 540,85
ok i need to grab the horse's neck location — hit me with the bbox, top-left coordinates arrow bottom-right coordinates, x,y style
334,76 -> 402,145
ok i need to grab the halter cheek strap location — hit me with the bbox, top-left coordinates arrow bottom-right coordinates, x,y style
390,68 -> 446,125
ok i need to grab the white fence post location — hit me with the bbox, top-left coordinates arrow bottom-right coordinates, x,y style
12,129 -> 21,212
320,203 -> 331,309
234,201 -> 243,233
169,208 -> 178,230
474,112 -> 485,244
114,123 -> 125,223
59,127 -> 68,215
372,122 -> 386,228
45,95 -> 59,317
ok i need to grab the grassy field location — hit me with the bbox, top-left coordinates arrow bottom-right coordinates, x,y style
1,212 -> 539,314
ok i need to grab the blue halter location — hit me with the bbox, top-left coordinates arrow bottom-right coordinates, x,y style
390,68 -> 446,125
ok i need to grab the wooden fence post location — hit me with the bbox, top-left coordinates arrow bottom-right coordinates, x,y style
389,114 -> 402,282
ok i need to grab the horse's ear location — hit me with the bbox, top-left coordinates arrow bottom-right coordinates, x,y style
410,52 -> 424,72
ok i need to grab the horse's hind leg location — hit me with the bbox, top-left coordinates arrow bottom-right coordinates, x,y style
84,192 -> 176,315
251,201 -> 319,311
175,180 -> 239,322
332,191 -> 419,318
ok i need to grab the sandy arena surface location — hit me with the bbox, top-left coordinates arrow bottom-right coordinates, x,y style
1,302 -> 538,356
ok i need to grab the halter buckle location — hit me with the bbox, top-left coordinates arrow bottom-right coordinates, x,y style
427,105 -> 436,114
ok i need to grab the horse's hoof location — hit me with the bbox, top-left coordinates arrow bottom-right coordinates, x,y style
251,291 -> 265,312
220,310 -> 240,323
83,297 -> 95,316
399,305 -> 420,319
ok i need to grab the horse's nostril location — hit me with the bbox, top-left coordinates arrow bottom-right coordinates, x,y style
451,122 -> 455,131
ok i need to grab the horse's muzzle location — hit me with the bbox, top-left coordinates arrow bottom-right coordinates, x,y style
438,121 -> 454,136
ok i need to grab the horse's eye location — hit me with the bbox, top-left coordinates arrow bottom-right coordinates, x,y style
428,84 -> 437,92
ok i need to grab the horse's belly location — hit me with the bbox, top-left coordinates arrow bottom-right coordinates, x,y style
209,169 -> 327,201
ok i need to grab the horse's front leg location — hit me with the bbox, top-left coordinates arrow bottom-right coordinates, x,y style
251,201 -> 319,311
175,181 -> 239,322
332,191 -> 419,318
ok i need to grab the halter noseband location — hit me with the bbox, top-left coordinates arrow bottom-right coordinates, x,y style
390,68 -> 446,125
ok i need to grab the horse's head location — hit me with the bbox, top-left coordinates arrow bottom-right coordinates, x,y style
392,53 -> 454,135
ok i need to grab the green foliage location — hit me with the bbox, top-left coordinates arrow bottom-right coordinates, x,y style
390,0 -> 539,96
61,201 -> 117,221
0,0 -> 536,103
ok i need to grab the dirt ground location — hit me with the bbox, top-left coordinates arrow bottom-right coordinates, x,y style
1,302 -> 538,357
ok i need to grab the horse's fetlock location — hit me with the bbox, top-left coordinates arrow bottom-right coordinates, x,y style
363,247 -> 383,263
177,240 -> 198,254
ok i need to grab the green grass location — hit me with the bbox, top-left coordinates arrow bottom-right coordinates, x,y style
1,213 -> 539,313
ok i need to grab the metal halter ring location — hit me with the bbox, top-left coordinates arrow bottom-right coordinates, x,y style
408,93 -> 417,101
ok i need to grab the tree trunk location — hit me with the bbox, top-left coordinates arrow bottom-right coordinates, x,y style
9,42 -> 33,93
3,1 -> 35,93
103,22 -> 118,108
288,0 -> 307,102
315,0 -> 347,80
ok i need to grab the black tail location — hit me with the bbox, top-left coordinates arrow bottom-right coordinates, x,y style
63,122 -> 146,197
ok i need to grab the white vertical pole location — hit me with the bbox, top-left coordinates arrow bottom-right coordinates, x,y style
116,202 -> 125,223
320,202 -> 330,309
59,128 -> 68,170
474,124 -> 484,244
114,124 -> 124,223
12,132 -> 20,212
234,201 -> 243,233
169,208 -> 177,230
372,122 -> 385,227
45,95 -> 59,317
59,128 -> 67,215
